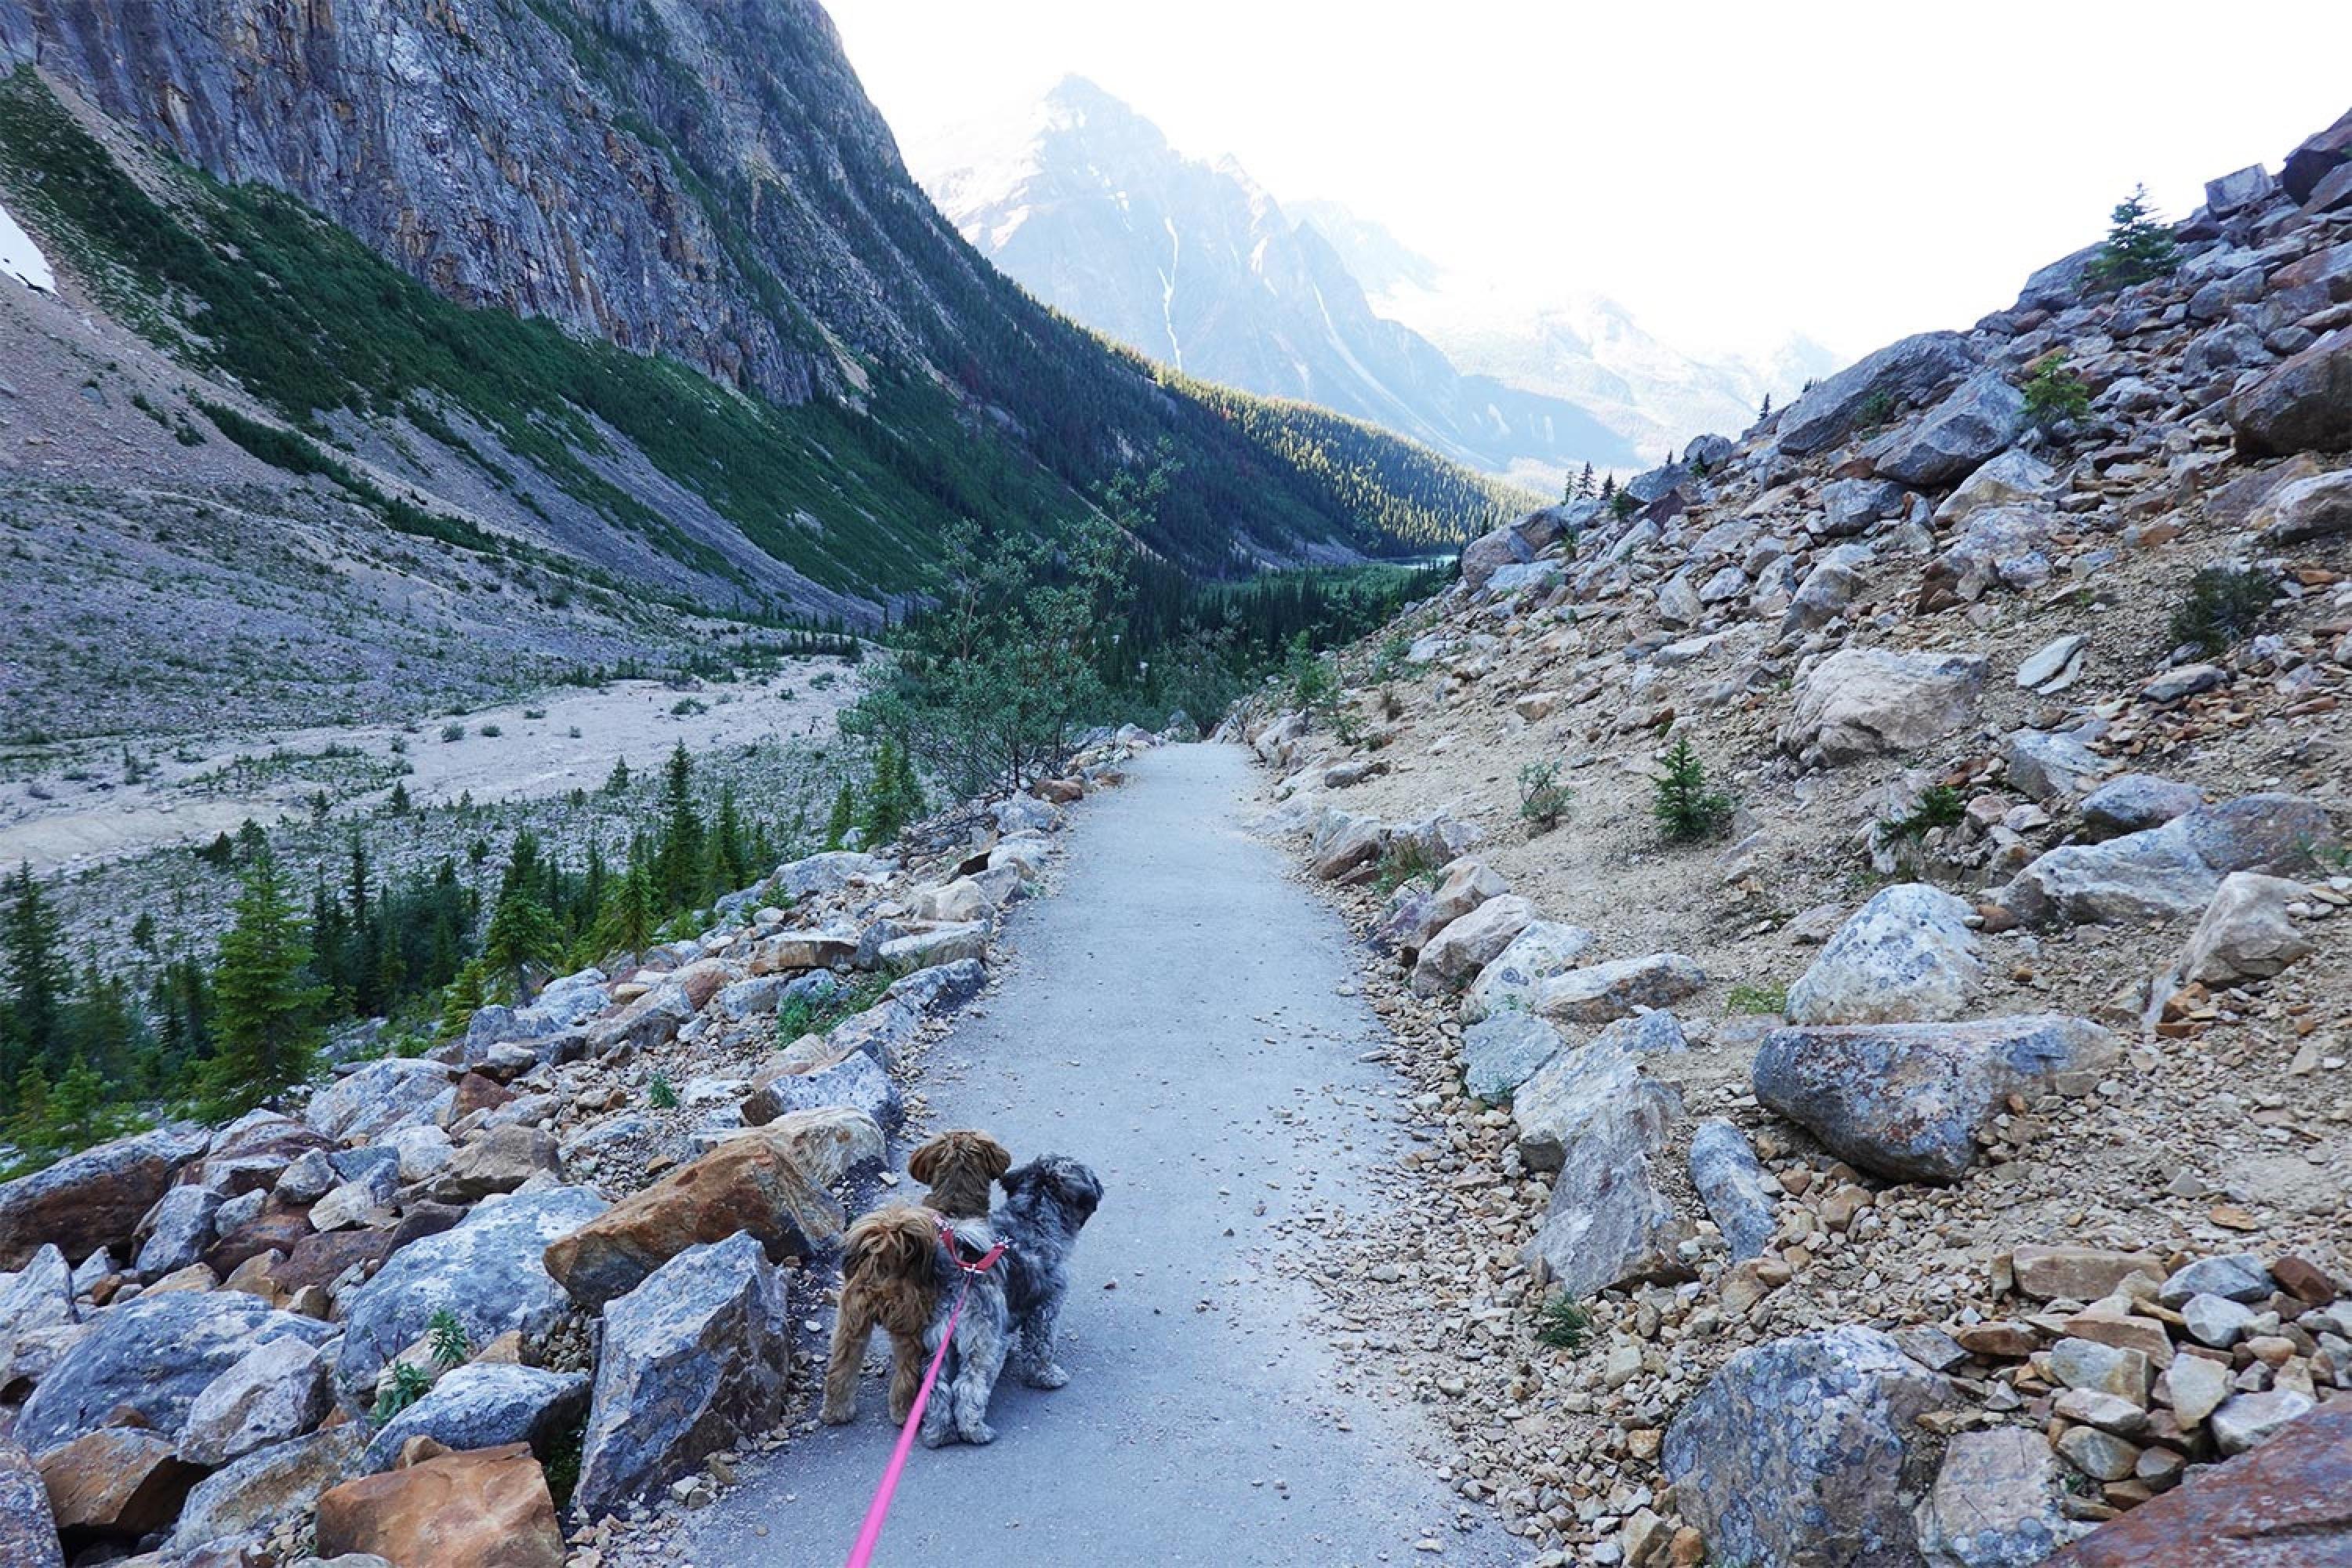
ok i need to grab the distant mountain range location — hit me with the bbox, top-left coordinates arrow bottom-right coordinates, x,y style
916,78 -> 1838,486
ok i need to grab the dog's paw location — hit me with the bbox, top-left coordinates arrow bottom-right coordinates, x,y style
819,1399 -> 856,1425
1024,1363 -> 1069,1390
919,1423 -> 953,1450
959,1419 -> 996,1446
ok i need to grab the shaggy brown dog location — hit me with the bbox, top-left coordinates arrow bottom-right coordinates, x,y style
820,1131 -> 1011,1425
908,1130 -> 1011,1218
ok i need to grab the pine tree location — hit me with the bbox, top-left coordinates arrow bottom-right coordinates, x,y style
595,851 -> 656,956
604,757 -> 633,796
824,783 -> 857,851
713,786 -> 750,895
653,745 -> 705,909
2,862 -> 69,1085
437,960 -> 486,1042
387,780 -> 411,815
1653,737 -> 1734,845
1758,391 -> 1773,420
1599,474 -> 1616,500
484,883 -> 558,1001
1574,462 -> 1595,500
2089,184 -> 2180,290
203,855 -> 325,1116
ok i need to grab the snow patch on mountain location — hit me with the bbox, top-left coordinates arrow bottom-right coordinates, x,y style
0,200 -> 55,294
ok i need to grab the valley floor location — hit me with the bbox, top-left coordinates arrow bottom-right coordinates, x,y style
661,743 -> 1514,1566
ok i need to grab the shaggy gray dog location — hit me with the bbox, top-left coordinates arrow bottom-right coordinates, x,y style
919,1154 -> 1103,1447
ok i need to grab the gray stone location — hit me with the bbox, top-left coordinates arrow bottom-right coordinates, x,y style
0,1436 -> 59,1568
1780,648 -> 1987,764
824,998 -> 924,1071
743,1047 -> 903,1133
1386,858 -> 1509,963
180,1334 -> 332,1465
1515,1036 -> 1689,1296
1998,794 -> 2336,926
274,1148 -> 337,1204
0,1125 -> 209,1271
1777,332 -> 1980,456
16,1290 -> 332,1456
0,1244 -> 75,1348
2176,871 -> 2315,987
428,1125 -> 563,1204
886,957 -> 986,1012
361,1362 -> 592,1473
773,851 -> 891,900
1914,1426 -> 2078,1568
2181,1292 -> 2258,1348
1461,506 -> 1570,592
2078,775 -> 2202,840
304,1058 -> 459,1141
1868,368 -> 2027,488
1662,1327 -> 1955,1568
2209,1388 -> 2315,1456
2014,243 -> 2103,312
2158,1253 -> 2274,1308
1785,884 -> 1983,1026
2053,1425 -> 2140,1483
2252,468 -> 2352,545
1410,895 -> 1537,996
335,1185 -> 608,1405
134,1183 -> 223,1278
1459,920 -> 1599,1024
575,1232 -> 791,1518
1752,1015 -> 2121,1184
1820,477 -> 1909,535
2143,662 -> 2227,704
1531,953 -> 1706,1025
878,921 -> 988,975
1921,506 -> 2053,605
1461,1011 -> 1566,1104
2001,727 -> 2114,803
1687,1120 -> 1777,1261
2164,1352 -> 2232,1427
169,1424 -> 365,1558
2049,1338 -> 2151,1403
2015,633 -> 2087,691
2230,327 -> 2352,456
2206,163 -> 2277,216
1934,449 -> 2060,524
1783,543 -> 1873,633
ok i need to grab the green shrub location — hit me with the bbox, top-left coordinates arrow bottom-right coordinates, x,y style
1884,784 -> 1967,842
440,722 -> 465,743
647,1070 -> 678,1110
1519,761 -> 1570,832
1853,390 -> 1896,432
1726,982 -> 1788,1015
1371,838 -> 1437,895
2088,184 -> 2180,291
1536,1295 -> 1593,1352
370,1361 -> 434,1427
2021,354 -> 2091,432
426,1308 -> 470,1370
2169,566 -> 2276,655
1653,737 -> 1733,845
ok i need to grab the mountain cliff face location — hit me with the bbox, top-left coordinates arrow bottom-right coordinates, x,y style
917,76 -> 1641,485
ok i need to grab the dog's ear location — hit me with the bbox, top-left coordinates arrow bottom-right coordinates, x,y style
907,1135 -> 944,1187
978,1134 -> 1013,1182
998,1158 -> 1038,1196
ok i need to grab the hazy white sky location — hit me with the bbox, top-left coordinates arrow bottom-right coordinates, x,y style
828,0 -> 2351,361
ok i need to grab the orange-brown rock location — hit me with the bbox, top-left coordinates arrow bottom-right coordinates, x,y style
314,1442 -> 563,1568
543,1133 -> 844,1308
38,1428 -> 198,1537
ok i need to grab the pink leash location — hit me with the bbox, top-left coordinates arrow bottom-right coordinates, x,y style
841,1228 -> 1006,1568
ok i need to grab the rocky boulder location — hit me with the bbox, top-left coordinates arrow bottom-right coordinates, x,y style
2079,775 -> 2203,840
1410,895 -> 1536,996
1530,953 -> 1706,1025
2229,327 -> 2352,456
2175,872 -> 2316,987
1515,1031 -> 1688,1297
314,1442 -> 563,1568
168,1423 -> 365,1559
1384,858 -> 1508,963
1687,1120 -> 1777,1262
34,1427 -> 198,1538
1918,506 -> 2053,608
742,1046 -> 903,1132
179,1334 -> 333,1465
1753,1014 -> 2121,1183
336,1185 -> 608,1405
305,1058 -> 459,1142
0,1125 -> 207,1269
1936,449 -> 2060,524
0,1244 -> 76,1348
1777,332 -> 1980,456
361,1363 -> 591,1474
1867,368 -> 2026,487
1998,794 -> 2336,925
1780,648 -> 1987,764
574,1232 -> 791,1519
426,1126 -> 562,1204
2002,728 -> 2114,803
544,1133 -> 844,1310
1786,884 -> 1983,1025
1459,920 -> 1598,1024
0,1437 -> 60,1568
1913,1426 -> 2080,1567
1461,1011 -> 1566,1104
16,1290 -> 332,1456
1662,1327 -> 1955,1568
2043,1399 -> 2352,1565
1462,506 -> 1571,592
2252,467 -> 2352,546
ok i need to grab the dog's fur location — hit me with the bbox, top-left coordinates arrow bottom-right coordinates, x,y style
907,1129 -> 1010,1218
920,1154 -> 1103,1448
819,1130 -> 1011,1426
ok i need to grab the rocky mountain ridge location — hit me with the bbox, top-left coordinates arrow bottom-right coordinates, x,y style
1234,103 -> 2352,1565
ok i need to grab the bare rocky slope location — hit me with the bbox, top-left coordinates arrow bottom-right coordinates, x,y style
1236,106 -> 2352,1566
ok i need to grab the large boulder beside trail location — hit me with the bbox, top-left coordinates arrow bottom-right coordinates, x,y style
1459,920 -> 1598,1024
16,1290 -> 332,1456
1662,1327 -> 1956,1568
1530,953 -> 1706,1025
1410,895 -> 1537,996
1914,1426 -> 2082,1567
1780,648 -> 1987,764
305,1058 -> 460,1141
1865,367 -> 2027,486
573,1232 -> 792,1519
2228,327 -> 2352,456
361,1363 -> 593,1474
167,1423 -> 366,1558
543,1132 -> 846,1310
1784,884 -> 1983,1026
1998,794 -> 2335,926
336,1185 -> 608,1404
0,1437 -> 60,1568
0,1125 -> 208,1269
1515,1033 -> 1689,1297
1752,1015 -> 2121,1183
1461,1011 -> 1566,1104
314,1441 -> 564,1567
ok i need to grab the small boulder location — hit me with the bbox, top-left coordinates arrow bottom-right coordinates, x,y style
1999,794 -> 2335,926
1752,1015 -> 2120,1183
1918,505 -> 2053,608
169,1424 -> 365,1555
426,1126 -> 561,1204
1410,895 -> 1537,996
1784,884 -> 1983,1025
0,1125 -> 207,1270
1687,1120 -> 1777,1262
1458,920 -> 1599,1024
1460,1011 -> 1566,1104
2229,327 -> 2352,456
2175,871 -> 2316,986
34,1427 -> 198,1537
1914,1425 -> 2079,1568
1776,332 -> 1980,456
1515,1034 -> 1688,1296
1780,648 -> 1987,764
2252,467 -> 2352,546
2078,775 -> 2202,840
305,1058 -> 459,1141
314,1442 -> 563,1568
1935,449 -> 2060,524
1867,368 -> 2027,488
361,1363 -> 591,1474
180,1335 -> 333,1466
0,1437 -> 60,1568
1530,953 -> 1706,1025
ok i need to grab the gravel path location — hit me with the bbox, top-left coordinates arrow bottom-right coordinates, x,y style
675,742 -> 1515,1566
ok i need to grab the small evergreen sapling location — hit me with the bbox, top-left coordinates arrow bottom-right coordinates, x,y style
2089,184 -> 2180,290
1652,737 -> 1733,844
